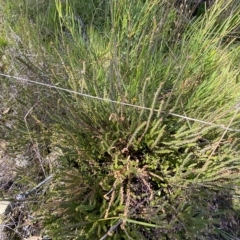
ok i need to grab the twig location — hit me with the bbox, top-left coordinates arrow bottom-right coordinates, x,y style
99,219 -> 123,240
16,174 -> 53,201
99,197 -> 150,240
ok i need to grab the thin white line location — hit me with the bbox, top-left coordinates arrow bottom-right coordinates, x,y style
1,72 -> 240,132
0,73 -> 151,109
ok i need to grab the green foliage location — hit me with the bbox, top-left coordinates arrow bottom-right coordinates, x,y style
1,0 -> 240,239
0,38 -> 7,50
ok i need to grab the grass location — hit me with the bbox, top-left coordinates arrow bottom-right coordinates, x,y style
0,0 -> 240,239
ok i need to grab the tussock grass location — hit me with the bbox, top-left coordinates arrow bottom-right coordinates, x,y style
0,0 -> 240,239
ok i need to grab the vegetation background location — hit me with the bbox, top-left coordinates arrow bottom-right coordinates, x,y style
0,0 -> 240,239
